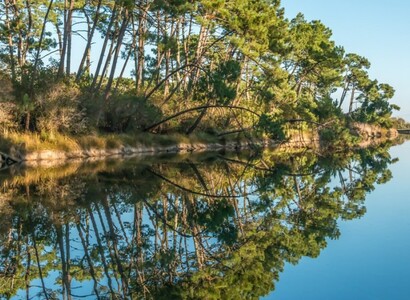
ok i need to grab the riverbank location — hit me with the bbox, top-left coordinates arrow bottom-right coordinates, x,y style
0,131 -> 319,164
0,122 -> 398,167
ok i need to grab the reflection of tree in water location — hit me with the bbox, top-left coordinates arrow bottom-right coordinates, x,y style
0,144 -> 397,299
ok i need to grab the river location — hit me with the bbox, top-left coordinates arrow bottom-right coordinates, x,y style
0,139 -> 408,299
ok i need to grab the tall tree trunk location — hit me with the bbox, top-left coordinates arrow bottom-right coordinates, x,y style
90,3 -> 118,91
101,196 -> 128,295
66,0 -> 75,75
58,0 -> 68,77
87,204 -> 116,294
95,35 -> 116,93
76,223 -> 100,298
65,224 -> 72,300
175,18 -> 182,88
27,0 -> 54,131
190,20 -> 210,91
76,0 -> 103,81
23,0 -> 33,68
155,10 -> 162,85
56,225 -> 71,300
182,14 -> 193,93
102,10 -> 129,104
55,22 -> 63,58
136,1 -> 149,90
5,0 -> 16,82
114,45 -> 133,94
164,19 -> 172,98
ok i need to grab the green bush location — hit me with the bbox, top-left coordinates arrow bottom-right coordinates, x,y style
102,94 -> 162,132
319,121 -> 357,150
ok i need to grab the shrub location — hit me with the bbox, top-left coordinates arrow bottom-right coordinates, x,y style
319,121 -> 357,150
0,101 -> 17,134
36,82 -> 88,134
0,73 -> 17,133
102,94 -> 162,132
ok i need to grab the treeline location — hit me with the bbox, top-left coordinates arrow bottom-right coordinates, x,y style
0,0 -> 399,139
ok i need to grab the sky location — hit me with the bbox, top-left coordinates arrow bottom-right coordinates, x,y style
281,0 -> 410,119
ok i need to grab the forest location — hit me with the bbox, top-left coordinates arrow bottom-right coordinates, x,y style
0,0 -> 400,147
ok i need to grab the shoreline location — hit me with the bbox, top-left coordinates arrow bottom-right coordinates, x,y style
0,135 -> 319,167
0,124 -> 398,167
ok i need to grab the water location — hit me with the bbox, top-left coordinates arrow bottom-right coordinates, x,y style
0,140 -> 408,299
268,141 -> 410,300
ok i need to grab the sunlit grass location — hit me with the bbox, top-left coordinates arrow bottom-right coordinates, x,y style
0,132 -> 80,153
0,131 -> 222,156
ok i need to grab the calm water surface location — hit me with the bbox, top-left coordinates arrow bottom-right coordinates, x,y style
0,140 -> 408,299
268,140 -> 410,300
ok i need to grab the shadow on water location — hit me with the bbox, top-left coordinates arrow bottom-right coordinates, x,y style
0,142 -> 399,299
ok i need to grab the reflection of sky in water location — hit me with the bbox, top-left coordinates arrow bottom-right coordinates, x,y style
268,141 -> 410,300
4,142 -> 407,299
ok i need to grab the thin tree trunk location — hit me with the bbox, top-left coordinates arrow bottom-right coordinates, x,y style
87,205 -> 116,295
90,3 -> 118,91
101,196 -> 128,295
348,86 -> 355,114
24,238 -> 31,300
55,22 -> 63,58
175,18 -> 181,86
190,21 -> 210,91
32,232 -> 49,300
26,0 -> 54,131
338,77 -> 350,108
98,10 -> 129,125
23,0 -> 33,68
56,225 -> 71,300
5,0 -> 16,81
95,36 -> 116,93
76,223 -> 100,298
66,0 -> 75,75
58,0 -> 68,77
76,0 -> 103,81
65,224 -> 72,300
136,1 -> 149,90
155,10 -> 161,85
113,45 -> 133,94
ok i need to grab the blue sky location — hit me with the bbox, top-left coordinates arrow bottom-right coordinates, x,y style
282,0 -> 410,119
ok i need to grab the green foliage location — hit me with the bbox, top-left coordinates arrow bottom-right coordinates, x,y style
319,120 -> 357,150
314,96 -> 343,121
0,0 -> 398,139
257,114 -> 286,140
102,94 -> 162,132
195,60 -> 241,105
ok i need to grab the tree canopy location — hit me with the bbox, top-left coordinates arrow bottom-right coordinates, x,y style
0,0 -> 399,140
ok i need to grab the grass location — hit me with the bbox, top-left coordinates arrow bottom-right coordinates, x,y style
0,132 -> 79,153
0,131 -> 222,155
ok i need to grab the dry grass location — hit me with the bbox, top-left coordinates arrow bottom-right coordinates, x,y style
0,131 -> 221,155
0,132 -> 80,153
